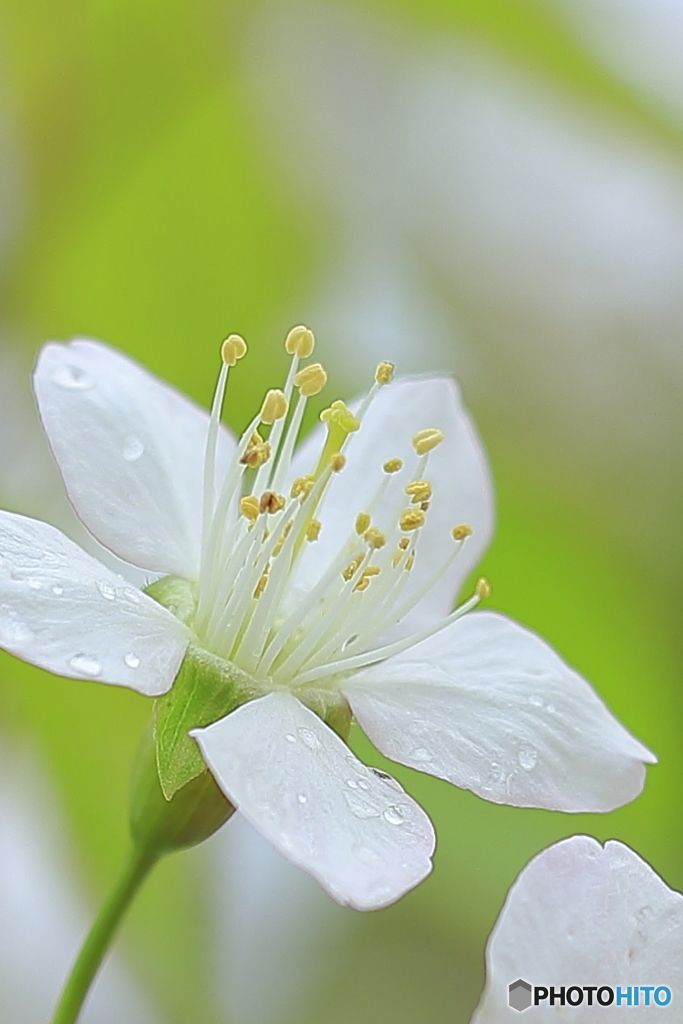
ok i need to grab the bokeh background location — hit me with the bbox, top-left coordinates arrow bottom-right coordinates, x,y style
0,0 -> 682,1021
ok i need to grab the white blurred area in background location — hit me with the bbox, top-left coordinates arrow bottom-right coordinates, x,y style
0,744 -> 164,1024
246,0 -> 683,565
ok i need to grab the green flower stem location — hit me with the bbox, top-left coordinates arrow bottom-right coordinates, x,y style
51,843 -> 161,1024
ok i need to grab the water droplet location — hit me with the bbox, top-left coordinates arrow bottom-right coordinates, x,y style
546,703 -> 556,714
357,778 -> 370,791
122,587 -> 141,603
346,778 -> 359,789
383,805 -> 405,825
97,580 -> 116,600
297,727 -> 321,750
51,585 -> 64,596
69,653 -> 102,677
344,792 -> 381,819
410,747 -> 432,763
124,652 -> 140,668
27,579 -> 42,590
297,793 -> 307,804
528,694 -> 544,708
51,365 -> 94,390
121,434 -> 145,462
518,741 -> 538,771
285,733 -> 297,743
342,634 -> 359,650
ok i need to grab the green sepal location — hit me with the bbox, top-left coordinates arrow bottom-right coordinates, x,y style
154,646 -> 255,800
130,725 -> 235,854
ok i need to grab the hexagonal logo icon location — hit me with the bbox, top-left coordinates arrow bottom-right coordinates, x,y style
508,979 -> 533,1011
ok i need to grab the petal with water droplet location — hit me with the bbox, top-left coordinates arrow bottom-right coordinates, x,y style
0,511 -> 189,695
192,692 -> 435,910
34,339 -> 235,577
344,611 -> 655,813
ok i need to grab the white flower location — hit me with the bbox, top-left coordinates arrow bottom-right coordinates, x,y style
471,835 -> 683,1022
0,331 -> 654,911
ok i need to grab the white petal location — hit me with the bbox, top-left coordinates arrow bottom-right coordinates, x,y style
192,691 -> 435,910
472,836 -> 683,1023
0,511 -> 189,696
344,611 -> 655,812
33,339 -> 234,578
289,375 -> 494,635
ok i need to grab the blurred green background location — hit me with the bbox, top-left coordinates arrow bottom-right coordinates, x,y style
0,0 -> 682,1021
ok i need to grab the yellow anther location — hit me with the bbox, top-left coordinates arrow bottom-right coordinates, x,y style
383,458 -> 403,474
239,495 -> 259,522
240,432 -> 271,468
405,480 -> 432,503
355,512 -> 371,535
260,389 -> 289,425
476,577 -> 492,600
290,475 -> 315,499
342,554 -> 364,582
294,363 -> 327,397
273,520 -> 294,556
221,334 -> 247,366
405,551 -> 415,571
364,526 -> 386,549
329,453 -> 346,472
285,325 -> 315,357
259,491 -> 286,515
375,361 -> 395,385
306,519 -> 322,542
412,428 -> 445,455
420,500 -> 430,512
353,565 -> 381,592
398,536 -> 410,550
452,524 -> 473,542
399,509 -> 426,532
319,400 -> 360,433
253,567 -> 270,599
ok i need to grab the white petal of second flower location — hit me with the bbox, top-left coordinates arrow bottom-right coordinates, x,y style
471,836 -> 683,1022
192,691 -> 435,910
344,611 -> 656,813
34,339 -> 234,578
0,512 -> 189,696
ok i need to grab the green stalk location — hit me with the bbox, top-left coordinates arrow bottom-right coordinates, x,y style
51,843 -> 160,1024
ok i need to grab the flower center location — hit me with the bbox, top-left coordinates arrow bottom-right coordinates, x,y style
189,326 -> 488,693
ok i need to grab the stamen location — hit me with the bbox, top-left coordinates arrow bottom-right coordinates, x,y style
364,526 -> 386,549
259,491 -> 286,515
260,389 -> 289,425
399,508 -> 426,532
285,324 -> 315,357
412,428 -> 444,455
291,475 -> 315,499
405,480 -> 432,503
452,524 -> 473,541
476,577 -> 492,599
329,453 -> 346,472
375,361 -> 395,385
221,334 -> 247,366
253,567 -> 270,599
240,432 -> 271,468
272,520 -> 293,556
355,512 -> 371,535
306,519 -> 322,542
342,554 -> 364,582
383,458 -> 403,474
293,363 -> 327,397
239,496 -> 260,523
353,565 -> 381,592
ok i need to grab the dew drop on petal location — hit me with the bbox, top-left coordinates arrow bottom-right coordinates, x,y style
410,747 -> 432,763
52,365 -> 94,390
297,727 -> 321,750
357,778 -> 370,791
285,733 -> 297,743
122,587 -> 141,604
346,778 -> 359,789
69,654 -> 102,677
121,434 -> 145,462
297,793 -> 307,804
518,741 -> 538,771
383,805 -> 405,825
124,652 -> 140,668
344,792 -> 381,819
97,580 -> 116,600
51,585 -> 64,596
546,703 -> 556,714
528,694 -> 544,708
27,579 -> 42,590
